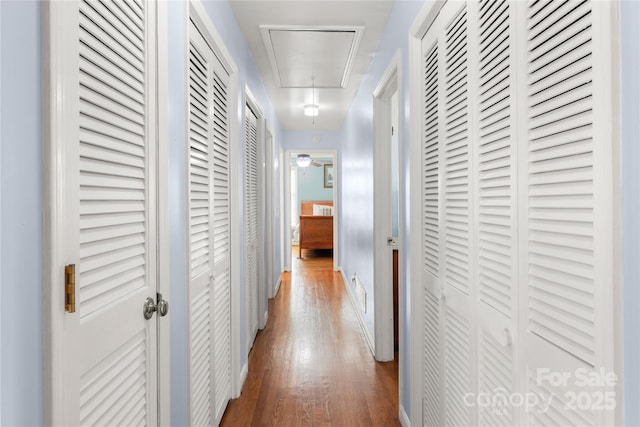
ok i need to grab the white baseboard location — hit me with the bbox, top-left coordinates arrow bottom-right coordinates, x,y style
237,361 -> 248,396
339,267 -> 375,356
274,277 -> 282,297
399,404 -> 410,427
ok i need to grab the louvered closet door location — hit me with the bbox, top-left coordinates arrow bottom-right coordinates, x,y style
417,0 -> 618,426
441,3 -> 475,426
521,1 -> 616,425
473,1 -> 518,426
187,20 -> 232,426
210,41 -> 233,424
61,0 -> 160,424
244,105 -> 259,346
420,17 -> 443,427
420,3 -> 477,425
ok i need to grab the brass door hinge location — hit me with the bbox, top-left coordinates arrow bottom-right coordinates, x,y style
65,264 -> 76,313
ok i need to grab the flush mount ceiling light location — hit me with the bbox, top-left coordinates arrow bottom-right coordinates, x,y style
304,104 -> 319,117
296,154 -> 311,168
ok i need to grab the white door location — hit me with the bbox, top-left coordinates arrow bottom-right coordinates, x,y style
439,4 -> 475,425
244,104 -> 260,347
53,0 -> 163,424
187,19 -> 232,426
419,23 -> 443,427
519,1 -> 618,425
419,3 -> 477,425
372,56 -> 400,362
473,1 -> 518,426
416,1 -> 619,425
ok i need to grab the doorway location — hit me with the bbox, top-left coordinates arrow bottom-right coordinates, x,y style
373,51 -> 401,362
284,150 -> 338,272
265,128 -> 276,299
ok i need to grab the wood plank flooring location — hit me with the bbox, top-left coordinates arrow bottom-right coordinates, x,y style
220,248 -> 400,426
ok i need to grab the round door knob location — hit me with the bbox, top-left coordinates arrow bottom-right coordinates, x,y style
143,297 -> 157,320
158,299 -> 169,317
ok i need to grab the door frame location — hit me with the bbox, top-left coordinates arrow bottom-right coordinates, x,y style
372,50 -> 401,363
278,146 -> 286,281
284,149 -> 338,272
264,126 -> 277,299
42,1 -> 170,424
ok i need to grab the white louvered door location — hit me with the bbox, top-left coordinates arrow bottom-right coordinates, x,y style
520,1 -> 617,425
244,105 -> 259,347
420,21 -> 443,427
210,44 -> 233,426
58,0 -> 161,424
440,4 -> 476,426
474,1 -> 518,426
417,1 -> 619,425
188,23 -> 214,427
187,19 -> 232,426
419,3 -> 477,424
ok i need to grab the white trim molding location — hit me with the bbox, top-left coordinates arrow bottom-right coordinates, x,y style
399,404 -> 411,427
43,2 -> 73,422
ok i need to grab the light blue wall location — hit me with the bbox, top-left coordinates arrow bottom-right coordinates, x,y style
167,1 -> 282,424
281,128 -> 343,151
167,2 -> 189,424
621,1 -> 640,425
338,0 -> 425,417
296,159 -> 333,210
0,1 -> 43,425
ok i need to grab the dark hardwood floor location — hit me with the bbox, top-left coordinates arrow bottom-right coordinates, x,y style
220,247 -> 400,426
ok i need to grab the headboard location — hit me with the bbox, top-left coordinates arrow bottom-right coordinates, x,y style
301,200 -> 333,216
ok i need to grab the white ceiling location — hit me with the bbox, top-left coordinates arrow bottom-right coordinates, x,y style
229,0 -> 395,130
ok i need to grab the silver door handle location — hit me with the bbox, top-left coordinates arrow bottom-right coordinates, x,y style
157,293 -> 169,317
143,293 -> 169,320
143,297 -> 157,320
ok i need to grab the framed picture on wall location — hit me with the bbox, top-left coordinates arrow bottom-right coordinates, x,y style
324,164 -> 334,188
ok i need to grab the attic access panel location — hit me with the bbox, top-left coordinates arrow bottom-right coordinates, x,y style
261,26 -> 363,88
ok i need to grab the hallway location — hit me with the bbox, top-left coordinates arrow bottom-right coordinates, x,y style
221,250 -> 399,426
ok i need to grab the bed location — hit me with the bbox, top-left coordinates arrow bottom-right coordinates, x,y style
299,200 -> 334,258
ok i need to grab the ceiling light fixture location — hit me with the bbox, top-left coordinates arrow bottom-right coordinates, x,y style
304,105 -> 319,117
296,154 -> 311,168
304,76 -> 318,124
